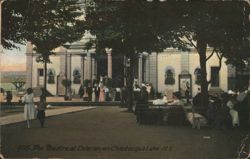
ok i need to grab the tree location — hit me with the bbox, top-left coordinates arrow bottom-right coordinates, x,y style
167,1 -> 250,107
3,0 -> 85,100
86,0 -> 249,108
84,0 -> 189,111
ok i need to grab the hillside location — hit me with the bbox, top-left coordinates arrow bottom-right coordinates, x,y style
0,71 -> 26,83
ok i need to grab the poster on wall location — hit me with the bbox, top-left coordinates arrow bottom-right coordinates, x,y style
179,74 -> 192,98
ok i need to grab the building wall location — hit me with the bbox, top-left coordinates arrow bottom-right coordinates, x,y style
30,54 -> 83,96
70,55 -> 82,95
31,54 -> 61,95
28,48 -> 228,96
157,50 -> 182,94
148,52 -> 158,91
157,49 -> 228,97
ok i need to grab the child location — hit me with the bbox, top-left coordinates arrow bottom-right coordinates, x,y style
37,94 -> 46,128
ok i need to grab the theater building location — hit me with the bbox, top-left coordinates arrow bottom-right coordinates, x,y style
25,34 -> 232,97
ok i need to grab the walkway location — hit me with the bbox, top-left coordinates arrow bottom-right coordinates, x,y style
2,107 -> 248,159
0,106 -> 96,125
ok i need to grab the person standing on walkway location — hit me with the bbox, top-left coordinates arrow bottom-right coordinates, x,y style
121,87 -> 128,107
37,90 -> 46,128
83,86 -> 89,101
99,85 -> 105,102
237,87 -> 249,130
104,86 -> 110,101
78,85 -> 84,99
86,85 -> 92,102
22,88 -> 36,128
6,91 -> 13,108
226,94 -> 239,128
185,83 -> 190,104
94,84 -> 100,102
92,87 -> 96,102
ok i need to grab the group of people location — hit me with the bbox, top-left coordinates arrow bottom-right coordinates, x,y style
78,83 -> 122,102
152,92 -> 183,106
132,81 -> 184,107
12,80 -> 250,130
133,83 -> 154,100
22,88 -> 46,128
193,87 -> 250,130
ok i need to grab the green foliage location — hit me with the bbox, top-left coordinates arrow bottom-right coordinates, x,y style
62,79 -> 72,88
84,0 -> 249,108
84,0 -> 189,56
3,0 -> 85,62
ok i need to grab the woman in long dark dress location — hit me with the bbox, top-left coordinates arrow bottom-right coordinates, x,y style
237,88 -> 249,130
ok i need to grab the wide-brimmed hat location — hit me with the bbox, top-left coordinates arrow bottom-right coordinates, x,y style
228,90 -> 235,95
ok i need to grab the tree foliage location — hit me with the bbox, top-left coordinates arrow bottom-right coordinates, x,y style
84,0 -> 189,55
84,0 -> 249,108
84,0 -> 189,110
171,1 -> 249,106
3,0 -> 86,100
3,0 -> 85,62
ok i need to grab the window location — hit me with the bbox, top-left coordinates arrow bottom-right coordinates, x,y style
73,69 -> 81,84
194,68 -> 202,85
211,67 -> 220,87
165,66 -> 175,85
47,69 -> 55,84
38,69 -> 44,76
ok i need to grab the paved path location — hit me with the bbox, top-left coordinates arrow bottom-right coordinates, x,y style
0,106 -> 96,125
0,96 -> 84,103
1,107 -> 249,159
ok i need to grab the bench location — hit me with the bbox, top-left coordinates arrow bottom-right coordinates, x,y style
135,103 -> 187,125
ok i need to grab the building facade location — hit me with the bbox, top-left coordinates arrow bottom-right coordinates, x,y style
26,39 -> 231,98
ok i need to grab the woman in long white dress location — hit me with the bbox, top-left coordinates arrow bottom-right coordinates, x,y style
92,87 -> 96,102
22,88 -> 36,128
226,99 -> 239,127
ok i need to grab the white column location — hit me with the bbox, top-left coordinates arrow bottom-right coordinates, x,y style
92,57 -> 96,80
106,48 -> 112,78
84,53 -> 91,80
84,55 -> 88,80
25,41 -> 33,89
88,53 -> 92,80
66,54 -> 71,81
81,55 -> 84,83
145,54 -> 150,82
60,54 -> 65,76
138,54 -> 143,86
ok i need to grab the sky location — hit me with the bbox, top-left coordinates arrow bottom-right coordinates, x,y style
0,44 -> 26,72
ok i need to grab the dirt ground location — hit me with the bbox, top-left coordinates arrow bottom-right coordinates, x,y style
1,107 -> 249,159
